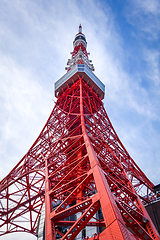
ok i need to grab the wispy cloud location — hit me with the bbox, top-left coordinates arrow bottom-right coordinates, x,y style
143,49 -> 160,86
0,54 -> 53,179
135,0 -> 160,15
0,0 -> 160,239
125,0 -> 160,39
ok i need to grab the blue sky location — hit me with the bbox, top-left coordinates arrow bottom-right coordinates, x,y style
0,0 -> 160,239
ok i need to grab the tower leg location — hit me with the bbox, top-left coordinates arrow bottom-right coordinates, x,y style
79,78 -> 135,240
45,157 -> 54,240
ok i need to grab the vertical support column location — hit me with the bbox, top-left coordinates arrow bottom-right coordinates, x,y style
77,147 -> 82,203
45,158 -> 54,240
79,78 -> 135,240
6,187 -> 9,233
76,146 -> 83,240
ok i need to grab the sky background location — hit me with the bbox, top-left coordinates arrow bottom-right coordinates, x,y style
0,0 -> 160,239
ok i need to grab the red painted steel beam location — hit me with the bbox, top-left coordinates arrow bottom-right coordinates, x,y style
0,74 -> 159,240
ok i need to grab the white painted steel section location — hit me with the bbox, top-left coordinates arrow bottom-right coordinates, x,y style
55,64 -> 105,99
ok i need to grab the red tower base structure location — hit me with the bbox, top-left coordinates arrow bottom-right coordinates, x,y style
0,25 -> 160,240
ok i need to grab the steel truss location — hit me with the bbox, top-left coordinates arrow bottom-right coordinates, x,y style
0,76 -> 160,240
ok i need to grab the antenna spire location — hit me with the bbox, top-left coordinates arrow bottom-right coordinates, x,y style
65,25 -> 95,72
79,24 -> 82,33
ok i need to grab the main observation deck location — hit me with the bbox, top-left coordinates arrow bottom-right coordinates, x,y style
55,64 -> 105,99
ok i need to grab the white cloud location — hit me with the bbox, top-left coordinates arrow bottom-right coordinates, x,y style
0,54 -> 53,179
135,0 -> 160,15
0,0 -> 160,239
125,0 -> 160,39
143,49 -> 160,86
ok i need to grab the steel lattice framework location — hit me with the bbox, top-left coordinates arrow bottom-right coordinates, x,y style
0,25 -> 160,240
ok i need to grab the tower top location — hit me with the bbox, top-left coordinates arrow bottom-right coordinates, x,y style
65,25 -> 94,71
73,24 -> 87,49
55,25 -> 105,99
79,24 -> 82,33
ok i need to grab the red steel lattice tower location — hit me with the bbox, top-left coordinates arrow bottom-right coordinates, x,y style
0,25 -> 160,240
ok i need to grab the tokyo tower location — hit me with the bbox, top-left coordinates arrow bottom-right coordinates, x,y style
0,25 -> 160,240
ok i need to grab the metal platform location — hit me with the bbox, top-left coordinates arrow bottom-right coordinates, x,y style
55,64 -> 105,99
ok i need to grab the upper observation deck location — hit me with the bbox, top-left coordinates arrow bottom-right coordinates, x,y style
55,64 -> 105,99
